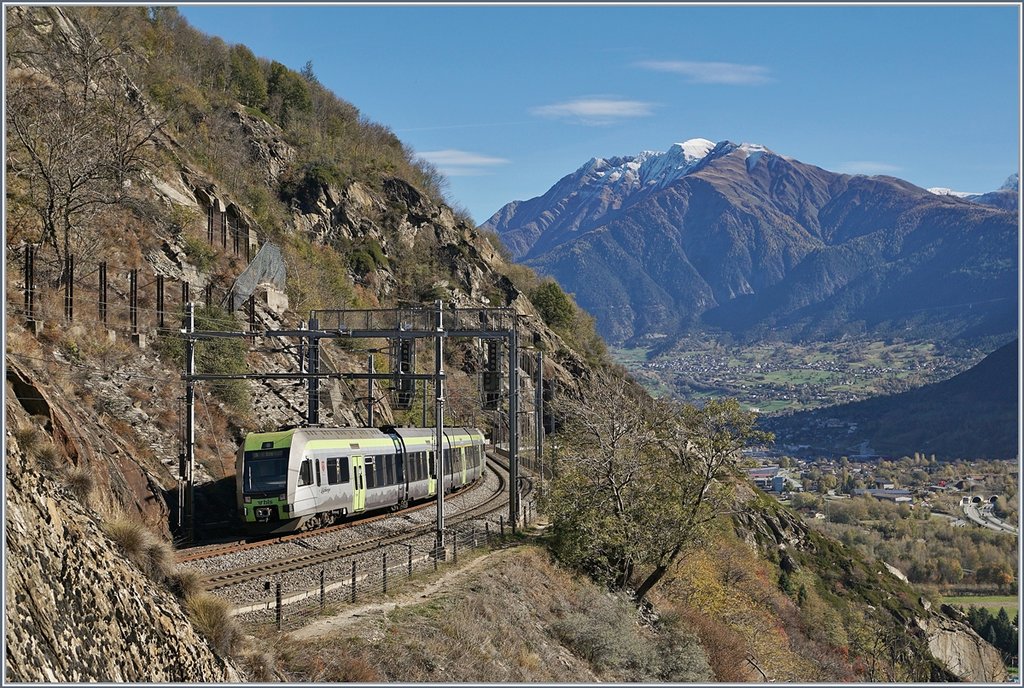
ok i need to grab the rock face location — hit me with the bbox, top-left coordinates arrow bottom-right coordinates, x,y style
732,486 -> 1007,683
917,610 -> 1008,683
4,450 -> 240,682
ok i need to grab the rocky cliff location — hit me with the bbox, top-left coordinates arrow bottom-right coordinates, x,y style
732,486 -> 1007,682
4,430 -> 240,682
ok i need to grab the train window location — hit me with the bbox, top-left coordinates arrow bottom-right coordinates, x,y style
339,458 -> 350,484
298,459 -> 313,487
315,459 -> 322,487
365,458 -> 376,489
385,454 -> 395,486
327,458 -> 343,485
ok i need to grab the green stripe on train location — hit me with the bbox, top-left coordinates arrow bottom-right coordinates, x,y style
243,430 -> 295,451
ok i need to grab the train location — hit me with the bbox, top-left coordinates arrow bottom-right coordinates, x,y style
236,425 -> 487,533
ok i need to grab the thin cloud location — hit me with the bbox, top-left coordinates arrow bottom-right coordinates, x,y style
415,149 -> 509,177
636,60 -> 773,85
529,97 -> 656,126
835,161 -> 903,175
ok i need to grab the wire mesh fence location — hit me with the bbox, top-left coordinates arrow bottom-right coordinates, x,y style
235,499 -> 540,633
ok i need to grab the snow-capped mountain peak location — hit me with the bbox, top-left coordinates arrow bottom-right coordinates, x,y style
1000,173 -> 1018,192
927,187 -> 976,198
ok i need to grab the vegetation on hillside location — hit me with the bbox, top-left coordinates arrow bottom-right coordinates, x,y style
544,370 -> 771,600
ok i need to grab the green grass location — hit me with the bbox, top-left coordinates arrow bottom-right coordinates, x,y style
942,594 -> 1018,616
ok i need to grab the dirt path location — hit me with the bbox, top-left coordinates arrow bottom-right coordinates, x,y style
286,548 -> 505,641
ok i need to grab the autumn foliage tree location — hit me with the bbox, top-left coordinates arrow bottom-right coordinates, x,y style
545,371 -> 772,602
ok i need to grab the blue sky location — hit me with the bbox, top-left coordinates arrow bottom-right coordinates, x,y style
179,4 -> 1021,224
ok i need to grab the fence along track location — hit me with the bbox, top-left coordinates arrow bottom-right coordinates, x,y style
201,454 -> 513,591
234,466 -> 539,630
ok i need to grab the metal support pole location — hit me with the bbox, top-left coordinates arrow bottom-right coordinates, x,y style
156,274 -> 165,330
275,582 -> 282,630
221,211 -> 227,249
248,294 -> 256,341
421,378 -> 427,427
367,353 -> 375,427
207,206 -> 214,244
64,254 -> 74,322
536,350 -> 544,483
307,316 -> 320,426
204,283 -> 212,309
99,262 -> 107,326
24,245 -> 35,323
509,325 -> 519,531
434,300 -> 446,557
130,269 -> 138,334
184,302 -> 196,544
406,543 -> 413,575
351,561 -> 356,603
181,281 -> 189,310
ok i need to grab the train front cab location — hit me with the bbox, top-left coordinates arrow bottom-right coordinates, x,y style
237,429 -> 297,531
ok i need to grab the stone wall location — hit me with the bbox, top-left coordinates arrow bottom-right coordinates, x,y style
4,442 -> 240,682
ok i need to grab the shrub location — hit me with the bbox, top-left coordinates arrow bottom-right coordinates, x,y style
186,592 -> 240,656
182,234 -> 217,273
530,280 -> 575,329
549,592 -> 661,680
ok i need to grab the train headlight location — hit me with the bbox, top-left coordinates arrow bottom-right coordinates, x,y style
244,495 -> 252,503
279,493 -> 287,501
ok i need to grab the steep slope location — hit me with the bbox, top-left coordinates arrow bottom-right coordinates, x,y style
763,339 -> 1020,459
483,141 -> 1018,346
4,426 -> 242,682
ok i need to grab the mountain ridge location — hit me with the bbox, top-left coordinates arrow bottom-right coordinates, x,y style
483,139 -> 1018,345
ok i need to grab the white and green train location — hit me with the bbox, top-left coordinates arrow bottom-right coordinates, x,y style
236,426 -> 486,533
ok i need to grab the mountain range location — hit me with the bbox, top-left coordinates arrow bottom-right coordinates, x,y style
483,140 -> 1019,346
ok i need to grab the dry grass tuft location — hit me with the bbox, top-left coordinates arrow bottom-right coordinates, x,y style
101,512 -> 175,583
167,568 -> 204,599
13,425 -> 41,453
32,443 -> 61,472
62,465 -> 95,502
186,592 -> 240,656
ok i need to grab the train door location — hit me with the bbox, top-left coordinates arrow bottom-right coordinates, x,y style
351,456 -> 366,512
459,446 -> 467,486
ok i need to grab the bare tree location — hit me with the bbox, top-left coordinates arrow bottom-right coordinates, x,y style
5,7 -> 161,275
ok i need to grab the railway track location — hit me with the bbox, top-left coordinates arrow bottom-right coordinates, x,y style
197,455 -> 518,591
175,472 -> 487,564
